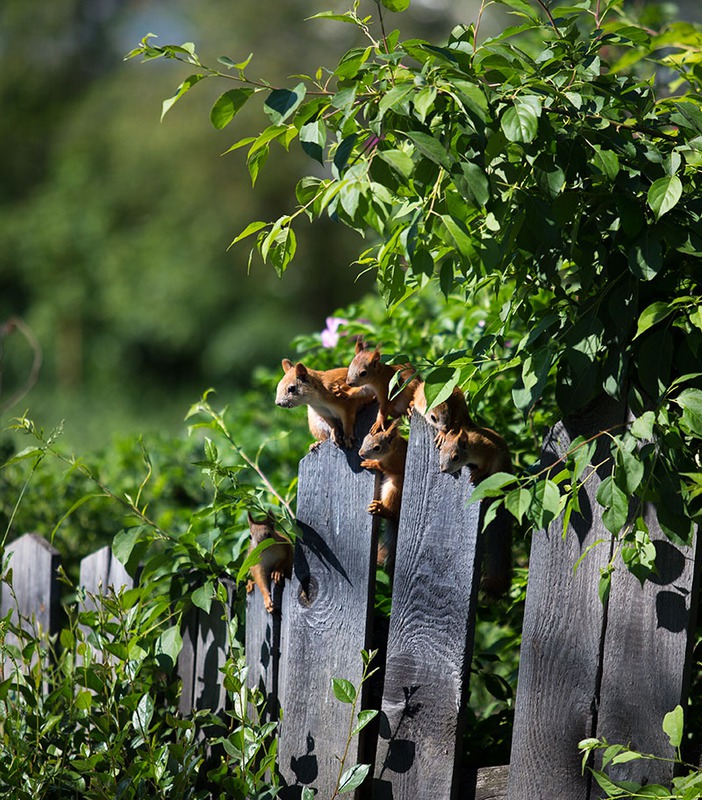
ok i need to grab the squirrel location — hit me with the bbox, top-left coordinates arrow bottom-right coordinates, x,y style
358,417 -> 408,520
358,418 -> 407,571
438,424 -> 512,484
413,383 -> 474,448
275,358 -> 372,449
343,340 -> 420,434
246,511 -> 293,613
438,424 -> 513,599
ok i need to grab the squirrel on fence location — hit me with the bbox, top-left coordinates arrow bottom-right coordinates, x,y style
413,383 -> 474,448
246,511 -> 293,613
275,358 -> 373,449
358,418 -> 407,570
340,340 -> 420,433
358,417 -> 408,520
438,424 -> 513,598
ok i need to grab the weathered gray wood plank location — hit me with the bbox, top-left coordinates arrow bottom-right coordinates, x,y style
507,398 -> 626,800
246,578 -> 285,721
277,409 -> 377,798
79,545 -> 134,611
1,533 -> 61,673
1,533 -> 61,635
597,502 -> 700,786
372,413 -> 483,800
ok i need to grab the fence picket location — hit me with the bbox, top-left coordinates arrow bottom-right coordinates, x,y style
276,408 -> 377,797
79,544 -> 134,609
507,398 -> 627,800
596,499 -> 700,786
372,413 -> 483,800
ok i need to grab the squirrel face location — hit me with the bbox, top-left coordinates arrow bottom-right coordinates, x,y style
438,429 -> 472,474
346,340 -> 381,387
358,419 -> 399,459
275,359 -> 310,408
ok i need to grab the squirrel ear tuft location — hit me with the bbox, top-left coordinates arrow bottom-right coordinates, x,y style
247,510 -> 256,526
371,346 -> 381,364
355,337 -> 365,354
281,358 -> 294,373
294,362 -> 308,378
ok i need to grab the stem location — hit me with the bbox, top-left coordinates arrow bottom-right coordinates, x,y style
0,316 -> 43,415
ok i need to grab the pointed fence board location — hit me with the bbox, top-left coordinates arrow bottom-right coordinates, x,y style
1,533 -> 61,637
372,413 -> 483,800
79,545 -> 134,610
596,503 -> 700,786
246,578 -> 285,721
507,399 -> 627,800
178,579 -> 236,719
277,410 -> 377,798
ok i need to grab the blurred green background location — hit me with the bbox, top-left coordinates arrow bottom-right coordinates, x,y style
1,0 -> 699,449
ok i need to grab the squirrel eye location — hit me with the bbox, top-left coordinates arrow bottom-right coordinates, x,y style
429,413 -> 437,423
373,444 -> 381,452
287,385 -> 296,394
452,454 -> 459,461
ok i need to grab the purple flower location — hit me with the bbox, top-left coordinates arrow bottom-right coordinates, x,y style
320,317 -> 348,348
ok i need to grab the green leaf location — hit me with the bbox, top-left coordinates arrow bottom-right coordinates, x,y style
132,692 -> 155,733
229,220 -> 269,248
210,88 -> 254,129
155,625 -> 183,669
596,476 -> 629,534
663,705 -> 684,749
630,410 -> 655,440
628,232 -> 662,281
381,0 -> 410,11
598,568 -> 612,606
377,149 -> 415,179
647,175 -> 682,220
530,478 -> 562,528
458,162 -> 490,207
161,74 -> 206,121
112,527 -> 143,568
264,82 -> 306,125
421,367 -> 460,410
676,388 -> 702,436
591,146 -> 620,181
504,488 -> 532,523
635,301 -> 674,339
338,763 -> 371,793
300,119 -> 327,164
332,677 -> 357,704
405,130 -> 452,170
501,96 -> 541,143
352,709 -> 379,736
467,472 -> 517,504
192,580 -> 215,614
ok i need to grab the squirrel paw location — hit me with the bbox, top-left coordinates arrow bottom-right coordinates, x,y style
370,419 -> 385,434
246,579 -> 255,594
332,383 -> 351,399
309,439 -> 323,452
367,500 -> 384,516
434,431 -> 446,449
271,570 -> 284,585
263,594 -> 275,613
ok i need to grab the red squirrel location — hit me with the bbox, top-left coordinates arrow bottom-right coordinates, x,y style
246,511 -> 293,613
413,383 -> 474,448
343,340 -> 420,433
439,424 -> 513,598
358,418 -> 407,520
275,359 -> 372,449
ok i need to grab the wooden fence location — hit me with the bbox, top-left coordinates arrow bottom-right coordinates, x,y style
2,400 -> 700,800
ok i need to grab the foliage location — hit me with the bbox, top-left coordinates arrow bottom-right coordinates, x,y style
0,572 -> 278,799
578,706 -> 702,799
126,0 -> 702,587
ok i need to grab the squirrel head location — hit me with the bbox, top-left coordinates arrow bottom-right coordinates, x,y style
358,418 -> 402,458
275,359 -> 310,407
347,342 -> 381,386
438,428 -> 470,474
247,509 -> 277,544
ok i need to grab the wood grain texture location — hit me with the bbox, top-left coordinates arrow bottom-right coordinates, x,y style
372,413 -> 483,800
246,578 -> 285,721
597,505 -> 700,786
79,545 -> 134,611
178,579 -> 236,719
1,533 -> 61,674
507,398 -> 626,800
277,408 -> 377,798
2,533 -> 61,635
